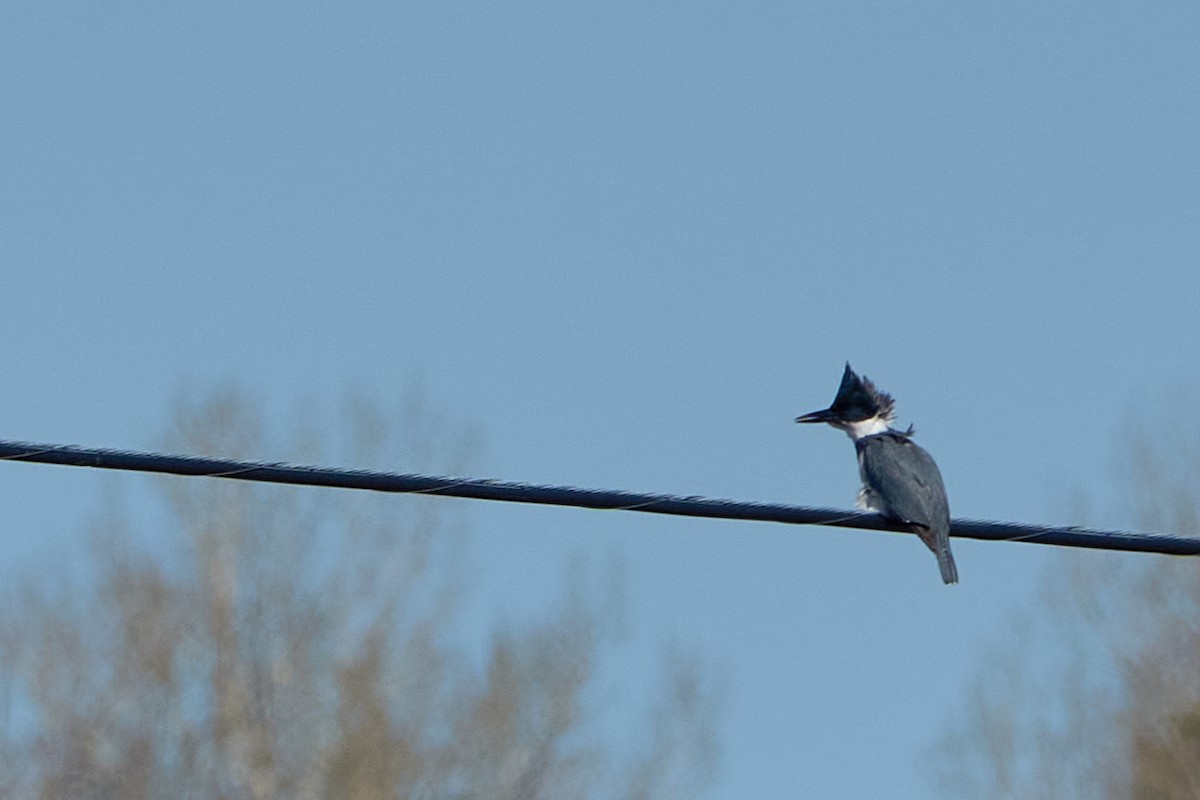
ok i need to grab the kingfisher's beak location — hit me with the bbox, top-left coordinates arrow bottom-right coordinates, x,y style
795,407 -> 835,424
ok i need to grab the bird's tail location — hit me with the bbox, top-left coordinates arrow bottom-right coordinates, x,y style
914,524 -> 959,585
936,546 -> 958,585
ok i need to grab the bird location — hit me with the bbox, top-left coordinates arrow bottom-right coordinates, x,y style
795,363 -> 958,584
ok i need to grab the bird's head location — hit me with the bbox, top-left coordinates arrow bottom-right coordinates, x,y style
795,363 -> 899,440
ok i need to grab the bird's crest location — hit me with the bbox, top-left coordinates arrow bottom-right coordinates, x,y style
833,363 -> 897,423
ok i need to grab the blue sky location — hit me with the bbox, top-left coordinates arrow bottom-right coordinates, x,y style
3,2 -> 1199,797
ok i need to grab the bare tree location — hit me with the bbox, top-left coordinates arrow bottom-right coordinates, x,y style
930,408 -> 1200,799
0,389 -> 717,800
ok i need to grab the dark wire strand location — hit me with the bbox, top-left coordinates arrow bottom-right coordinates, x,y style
0,438 -> 1196,556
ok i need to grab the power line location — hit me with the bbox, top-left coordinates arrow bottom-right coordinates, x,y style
0,438 -> 1196,556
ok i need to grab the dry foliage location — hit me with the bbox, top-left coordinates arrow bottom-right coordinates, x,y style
931,412 -> 1200,799
0,390 -> 716,799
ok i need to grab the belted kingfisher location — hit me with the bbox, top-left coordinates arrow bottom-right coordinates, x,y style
795,363 -> 958,585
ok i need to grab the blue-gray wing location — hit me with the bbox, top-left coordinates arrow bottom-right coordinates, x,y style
857,434 -> 949,532
857,433 -> 957,584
